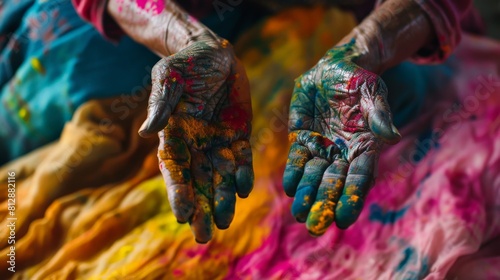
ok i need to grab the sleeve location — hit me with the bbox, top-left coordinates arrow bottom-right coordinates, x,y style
375,0 -> 474,63
72,0 -> 124,41
411,0 -> 473,63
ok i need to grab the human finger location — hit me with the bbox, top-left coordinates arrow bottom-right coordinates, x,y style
335,150 -> 377,229
306,158 -> 348,236
291,157 -> 330,223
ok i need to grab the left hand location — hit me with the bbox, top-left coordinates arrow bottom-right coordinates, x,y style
284,41 -> 401,235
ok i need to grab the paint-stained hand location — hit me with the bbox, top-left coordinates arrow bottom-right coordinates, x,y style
139,38 -> 253,243
284,41 -> 401,235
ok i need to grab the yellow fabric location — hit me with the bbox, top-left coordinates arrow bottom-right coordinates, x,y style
0,6 -> 356,279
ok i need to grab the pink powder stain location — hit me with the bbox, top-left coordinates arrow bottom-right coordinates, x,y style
187,15 -> 199,23
172,269 -> 184,277
136,0 -> 165,15
117,0 -> 124,12
343,113 -> 363,132
346,75 -> 362,91
320,136 -> 335,148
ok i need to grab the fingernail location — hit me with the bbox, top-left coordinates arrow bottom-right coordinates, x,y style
195,238 -> 210,244
391,124 -> 401,138
138,119 -> 150,136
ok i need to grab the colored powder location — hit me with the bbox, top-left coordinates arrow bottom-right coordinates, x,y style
135,0 -> 164,15
31,57 -> 45,74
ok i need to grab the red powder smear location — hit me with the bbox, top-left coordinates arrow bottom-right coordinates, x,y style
186,250 -> 197,258
220,104 -> 249,133
346,75 -> 362,91
220,88 -> 249,133
136,0 -> 164,15
320,136 -> 335,147
186,57 -> 196,77
172,269 -> 183,277
343,113 -> 363,132
168,69 -> 185,85
346,70 -> 377,91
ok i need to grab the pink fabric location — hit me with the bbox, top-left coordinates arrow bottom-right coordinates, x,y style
72,0 -> 124,41
228,34 -> 500,279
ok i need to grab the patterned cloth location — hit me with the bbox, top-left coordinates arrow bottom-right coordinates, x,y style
0,0 -> 159,164
1,5 -> 500,280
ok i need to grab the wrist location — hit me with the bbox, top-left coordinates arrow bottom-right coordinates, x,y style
164,20 -> 220,54
163,7 -> 220,54
107,0 -> 220,57
354,18 -> 388,75
336,26 -> 385,75
335,0 -> 433,75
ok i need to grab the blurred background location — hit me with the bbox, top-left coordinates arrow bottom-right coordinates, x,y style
475,0 -> 500,38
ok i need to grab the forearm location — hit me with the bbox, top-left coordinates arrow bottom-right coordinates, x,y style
337,0 -> 434,74
106,0 -> 218,56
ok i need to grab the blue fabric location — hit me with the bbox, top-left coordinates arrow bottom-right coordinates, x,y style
382,60 -> 454,128
0,0 -> 159,164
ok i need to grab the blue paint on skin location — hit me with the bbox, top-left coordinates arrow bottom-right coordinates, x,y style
369,204 -> 409,224
334,138 -> 348,159
335,195 -> 364,229
291,185 -> 317,222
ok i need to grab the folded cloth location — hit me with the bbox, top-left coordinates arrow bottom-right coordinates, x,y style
0,0 -> 159,165
1,5 -> 500,279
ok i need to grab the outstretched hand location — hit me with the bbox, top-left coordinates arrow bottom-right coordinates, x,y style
284,41 -> 401,236
139,38 -> 253,243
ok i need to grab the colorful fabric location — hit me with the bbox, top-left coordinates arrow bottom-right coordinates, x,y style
71,0 -> 124,40
1,6 -> 499,279
0,0 -> 159,165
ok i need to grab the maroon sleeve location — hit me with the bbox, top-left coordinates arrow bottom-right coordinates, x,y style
72,0 -> 124,41
375,0 -> 477,63
411,0 -> 473,63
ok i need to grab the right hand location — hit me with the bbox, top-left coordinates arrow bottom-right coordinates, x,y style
139,38 -> 254,243
284,41 -> 401,235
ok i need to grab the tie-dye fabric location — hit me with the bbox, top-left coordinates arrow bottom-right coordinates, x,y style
0,0 -> 159,164
1,6 -> 499,280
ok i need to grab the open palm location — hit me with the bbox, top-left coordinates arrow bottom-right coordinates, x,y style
284,42 -> 401,236
139,40 -> 253,243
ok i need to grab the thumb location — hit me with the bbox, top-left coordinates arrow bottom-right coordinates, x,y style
139,58 -> 184,138
363,77 -> 401,144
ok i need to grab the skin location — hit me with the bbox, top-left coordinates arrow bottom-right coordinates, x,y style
107,0 -> 253,243
105,0 -> 438,240
149,42 -> 253,243
284,0 -> 435,235
285,41 -> 400,235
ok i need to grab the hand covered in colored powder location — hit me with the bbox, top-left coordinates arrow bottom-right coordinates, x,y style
139,37 -> 253,243
284,40 -> 401,235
